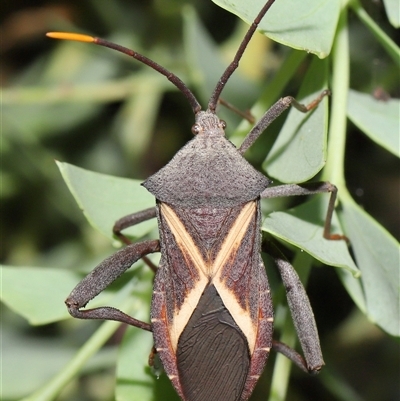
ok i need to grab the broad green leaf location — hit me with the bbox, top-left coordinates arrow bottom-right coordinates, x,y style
263,196 -> 359,275
212,0 -> 340,58
0,265 -> 125,324
347,89 -> 400,157
1,266 -> 79,324
264,58 -> 329,182
57,162 -> 156,240
340,200 -> 400,336
382,0 -> 400,28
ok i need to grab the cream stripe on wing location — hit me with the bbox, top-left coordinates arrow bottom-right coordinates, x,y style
160,203 -> 208,275
212,201 -> 258,353
160,201 -> 258,353
212,201 -> 256,277
160,203 -> 208,351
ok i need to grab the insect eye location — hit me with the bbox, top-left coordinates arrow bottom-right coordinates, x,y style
220,120 -> 227,129
191,124 -> 201,135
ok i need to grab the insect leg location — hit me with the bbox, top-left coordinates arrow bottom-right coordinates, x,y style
272,340 -> 310,374
66,239 -> 160,331
113,207 -> 157,244
113,207 -> 158,271
218,98 -> 255,123
261,181 -> 346,240
264,241 -> 324,373
238,90 -> 330,155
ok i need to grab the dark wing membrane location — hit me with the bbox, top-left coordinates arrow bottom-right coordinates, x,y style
152,201 -> 274,401
213,201 -> 274,400
177,284 -> 250,401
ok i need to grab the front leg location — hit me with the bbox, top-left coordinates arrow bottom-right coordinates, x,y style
261,181 -> 346,240
238,91 -> 330,155
66,239 -> 160,331
113,207 -> 157,245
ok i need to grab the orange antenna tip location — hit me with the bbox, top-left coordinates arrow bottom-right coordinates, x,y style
46,32 -> 95,43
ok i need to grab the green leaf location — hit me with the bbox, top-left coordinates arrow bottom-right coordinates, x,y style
0,265 -> 126,324
339,200 -> 400,336
212,0 -> 340,57
347,89 -> 400,157
263,57 -> 330,183
382,0 -> 400,28
57,161 -> 156,240
263,196 -> 359,276
1,266 -> 78,324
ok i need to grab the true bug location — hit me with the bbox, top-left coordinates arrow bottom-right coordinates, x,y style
47,0 -> 346,400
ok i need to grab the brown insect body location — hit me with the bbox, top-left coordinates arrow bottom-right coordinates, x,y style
49,1 -> 345,400
145,112 -> 273,400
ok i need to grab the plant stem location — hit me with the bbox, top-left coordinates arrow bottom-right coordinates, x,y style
350,0 -> 400,66
20,320 -> 121,401
324,4 -> 349,195
20,293 -> 136,401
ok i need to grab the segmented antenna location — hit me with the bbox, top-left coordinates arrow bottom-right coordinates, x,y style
47,0 -> 276,117
46,32 -> 202,114
207,0 -> 276,112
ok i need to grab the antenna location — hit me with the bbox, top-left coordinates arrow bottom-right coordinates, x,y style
207,0 -> 276,112
47,0 -> 277,117
46,32 -> 202,114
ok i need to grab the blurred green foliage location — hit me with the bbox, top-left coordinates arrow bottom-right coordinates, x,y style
1,1 -> 399,401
